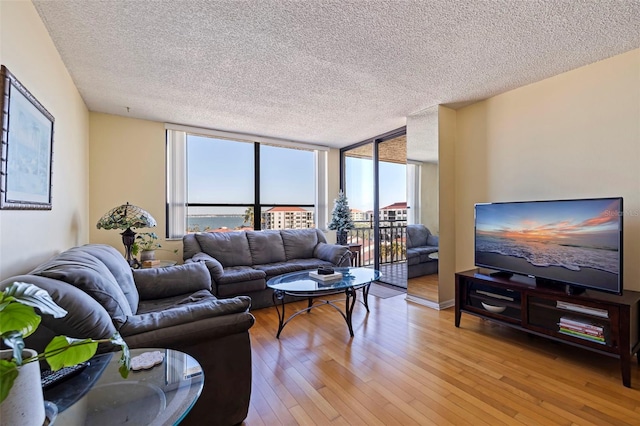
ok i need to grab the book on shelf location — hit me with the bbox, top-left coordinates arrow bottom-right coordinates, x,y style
558,315 -> 606,343
556,301 -> 609,318
558,328 -> 606,344
309,271 -> 343,281
558,323 -> 603,337
559,316 -> 605,332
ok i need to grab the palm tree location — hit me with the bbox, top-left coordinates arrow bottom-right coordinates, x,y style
243,207 -> 254,228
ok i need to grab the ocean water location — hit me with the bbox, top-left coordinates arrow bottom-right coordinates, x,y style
476,235 -> 618,274
187,215 -> 247,232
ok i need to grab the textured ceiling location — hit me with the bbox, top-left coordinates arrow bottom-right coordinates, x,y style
33,0 -> 640,148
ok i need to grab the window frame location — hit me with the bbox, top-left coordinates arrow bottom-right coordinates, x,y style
166,124 -> 329,237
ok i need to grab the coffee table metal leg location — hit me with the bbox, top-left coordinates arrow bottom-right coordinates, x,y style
345,287 -> 357,337
273,290 -> 286,339
362,282 -> 370,312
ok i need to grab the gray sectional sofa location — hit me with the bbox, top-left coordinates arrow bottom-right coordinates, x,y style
183,228 -> 352,309
0,244 -> 254,426
406,224 -> 439,278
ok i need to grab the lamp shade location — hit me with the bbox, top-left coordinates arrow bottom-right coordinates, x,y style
96,202 -> 157,230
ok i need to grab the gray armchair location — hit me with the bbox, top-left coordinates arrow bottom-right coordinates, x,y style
0,244 -> 254,426
406,224 -> 439,278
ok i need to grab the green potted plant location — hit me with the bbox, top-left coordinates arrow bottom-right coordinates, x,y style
328,190 -> 355,245
133,232 -> 161,262
132,232 -> 178,264
135,232 -> 162,251
0,282 -> 129,425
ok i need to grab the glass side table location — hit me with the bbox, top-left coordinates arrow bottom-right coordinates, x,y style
45,348 -> 204,425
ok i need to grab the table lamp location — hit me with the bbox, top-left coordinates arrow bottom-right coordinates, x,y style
96,202 -> 157,267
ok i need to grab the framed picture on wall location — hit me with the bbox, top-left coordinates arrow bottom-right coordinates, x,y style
0,65 -> 55,210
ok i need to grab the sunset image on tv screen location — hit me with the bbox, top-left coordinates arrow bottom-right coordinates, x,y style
475,198 -> 621,291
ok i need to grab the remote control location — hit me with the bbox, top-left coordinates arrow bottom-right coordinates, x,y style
41,361 -> 89,389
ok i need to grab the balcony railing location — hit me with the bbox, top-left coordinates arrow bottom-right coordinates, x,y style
347,220 -> 407,266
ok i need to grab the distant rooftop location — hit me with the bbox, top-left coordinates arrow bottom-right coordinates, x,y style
264,206 -> 310,212
381,202 -> 407,210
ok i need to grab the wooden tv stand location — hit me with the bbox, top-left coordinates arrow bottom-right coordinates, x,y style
455,269 -> 640,387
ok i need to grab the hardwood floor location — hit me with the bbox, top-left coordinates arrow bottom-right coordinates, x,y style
244,294 -> 640,425
407,274 -> 439,302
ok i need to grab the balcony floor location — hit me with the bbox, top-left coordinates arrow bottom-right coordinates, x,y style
378,262 -> 407,289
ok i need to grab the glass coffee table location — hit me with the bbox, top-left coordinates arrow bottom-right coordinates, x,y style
45,348 -> 203,425
267,267 -> 381,338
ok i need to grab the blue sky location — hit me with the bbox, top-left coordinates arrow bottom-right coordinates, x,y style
187,135 -> 406,213
345,157 -> 406,211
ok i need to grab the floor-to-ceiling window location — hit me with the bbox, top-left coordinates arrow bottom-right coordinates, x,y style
343,141 -> 374,266
187,136 -> 255,232
260,144 -> 316,230
378,136 -> 408,280
341,128 -> 407,287
185,134 -> 316,232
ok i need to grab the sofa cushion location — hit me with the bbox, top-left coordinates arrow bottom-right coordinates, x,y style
135,289 -> 216,315
132,262 -> 212,302
314,228 -> 328,244
0,274 -> 118,345
246,230 -> 286,264
217,280 -> 265,298
285,258 -> 335,271
190,253 -> 224,281
407,224 -> 431,248
407,247 -> 437,266
76,244 -> 139,314
217,267 -> 265,297
313,242 -> 351,266
253,262 -> 301,277
257,258 -> 335,279
413,246 -> 438,256
30,248 -> 133,327
280,229 -> 318,260
122,291 -> 252,336
406,251 -> 420,266
182,233 -> 203,261
195,231 -> 252,267
217,266 -> 266,285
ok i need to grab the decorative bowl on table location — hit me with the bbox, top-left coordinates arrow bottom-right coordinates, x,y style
481,302 -> 507,313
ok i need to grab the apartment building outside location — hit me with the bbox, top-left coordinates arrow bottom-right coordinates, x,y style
380,202 -> 408,223
350,209 -> 370,222
262,207 -> 315,230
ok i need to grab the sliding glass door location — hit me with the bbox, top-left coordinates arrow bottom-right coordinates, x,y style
343,142 -> 374,268
377,136 -> 407,286
341,128 -> 407,287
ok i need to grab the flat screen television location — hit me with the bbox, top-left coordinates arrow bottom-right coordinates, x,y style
474,197 -> 623,295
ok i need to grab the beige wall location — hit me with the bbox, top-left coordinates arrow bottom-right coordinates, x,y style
453,48 -> 640,292
0,1 -> 90,279
88,113 -> 180,260
438,106 -> 457,303
89,113 -> 343,258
